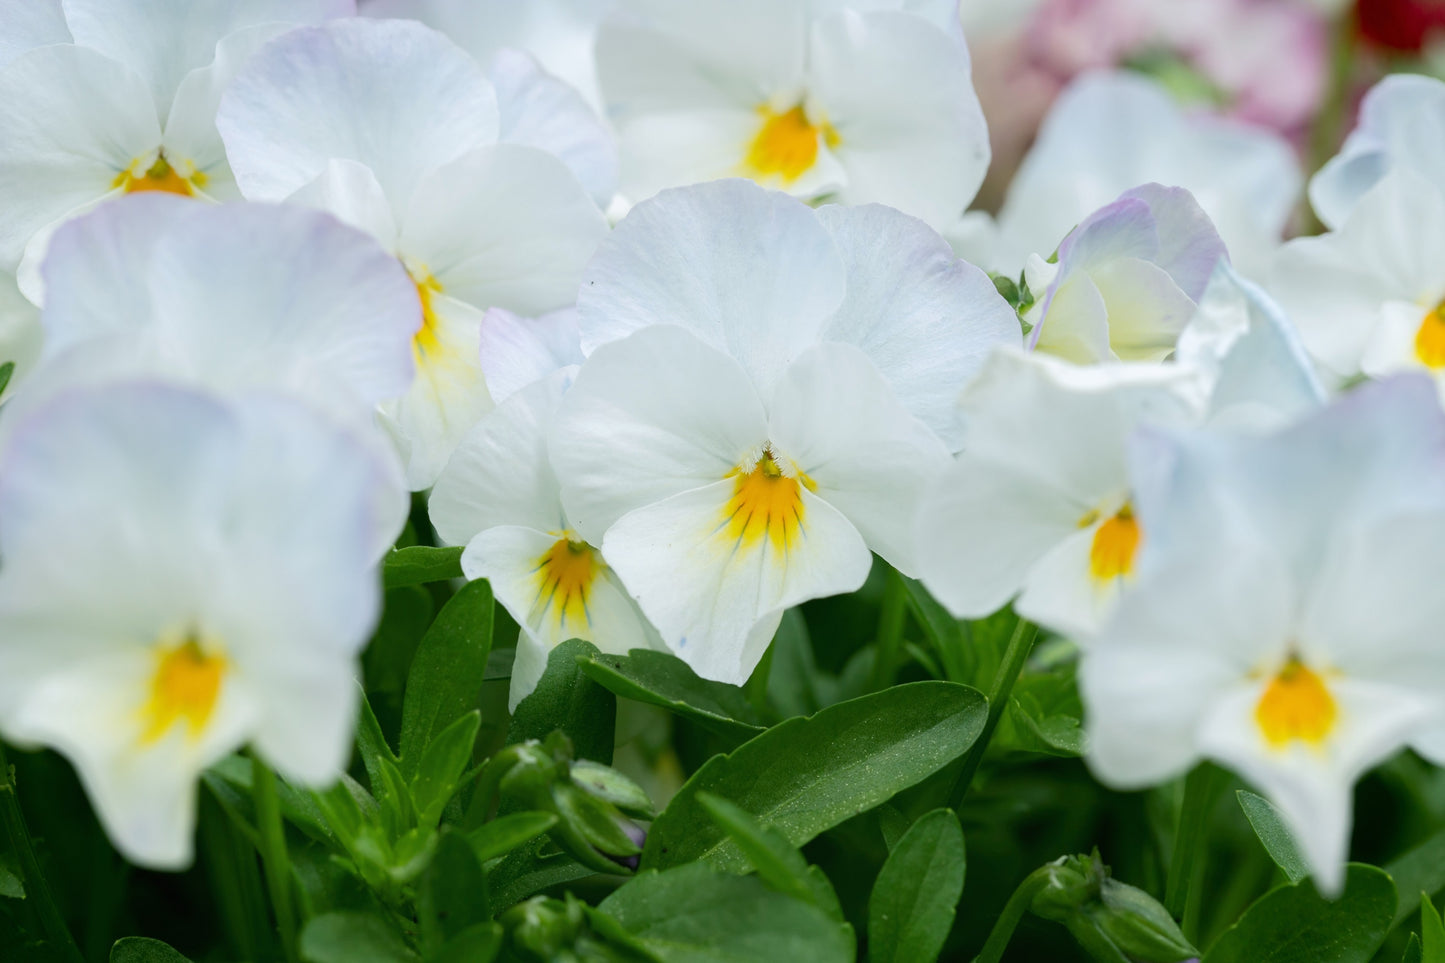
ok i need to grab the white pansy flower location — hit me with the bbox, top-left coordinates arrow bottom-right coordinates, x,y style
0,382 -> 395,869
1310,73 -> 1445,231
915,348 -> 1202,639
1083,376 -> 1445,895
996,71 -> 1300,276
218,18 -> 609,490
431,370 -> 662,708
1023,184 -> 1228,364
1273,169 -> 1445,392
594,0 -> 989,231
0,0 -> 350,283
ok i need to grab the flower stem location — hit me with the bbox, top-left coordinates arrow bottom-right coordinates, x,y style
0,742 -> 84,963
971,864 -> 1052,963
1164,763 -> 1221,939
948,617 -> 1039,809
252,752 -> 300,963
868,566 -> 909,691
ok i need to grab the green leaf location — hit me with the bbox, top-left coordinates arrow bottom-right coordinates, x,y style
1388,829 -> 1445,927
697,792 -> 842,920
767,609 -> 824,718
643,680 -> 987,872
508,639 -> 616,764
1237,790 -> 1308,884
110,937 -> 192,962
577,649 -> 765,739
0,860 -> 22,899
1423,892 -> 1445,963
383,545 -> 465,590
1202,864 -> 1396,963
867,809 -> 965,963
466,811 -> 558,863
301,912 -> 420,963
357,690 -> 399,791
399,579 -> 494,779
410,711 -> 481,827
418,831 -> 490,955
430,924 -> 503,963
1406,933 -> 1424,963
599,863 -> 855,963
0,362 -> 13,398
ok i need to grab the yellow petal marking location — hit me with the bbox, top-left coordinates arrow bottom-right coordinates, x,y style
1255,657 -> 1337,748
140,636 -> 226,744
1415,301 -> 1445,369
411,269 -> 446,364
722,447 -> 812,551
115,153 -> 204,196
742,104 -> 837,185
1088,504 -> 1141,581
533,536 -> 602,630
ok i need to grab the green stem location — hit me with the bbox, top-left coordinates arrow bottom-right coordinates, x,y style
252,753 -> 300,963
972,865 -> 1052,963
948,618 -> 1039,809
0,743 -> 84,963
868,567 -> 908,691
1164,764 -> 1220,937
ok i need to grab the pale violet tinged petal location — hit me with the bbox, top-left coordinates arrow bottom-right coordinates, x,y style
0,0 -> 69,69
1310,74 -> 1445,231
601,480 -> 869,684
813,204 -> 1019,449
287,158 -> 401,248
0,44 -> 158,269
577,180 -> 846,394
492,48 -> 617,207
430,371 -> 572,546
400,144 -> 608,317
60,0 -> 353,115
477,307 -> 584,405
219,18 -> 499,218
768,342 -> 950,575
552,325 -> 770,544
807,9 -> 989,228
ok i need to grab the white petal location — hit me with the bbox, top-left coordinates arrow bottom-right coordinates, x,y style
0,0 -> 69,69
602,480 -> 869,683
551,326 -> 769,544
492,48 -> 616,207
0,44 -> 159,269
814,203 -> 1020,448
219,18 -> 498,217
287,158 -> 401,248
577,180 -> 845,394
1016,525 -> 1127,639
401,144 -> 608,317
0,272 -> 41,403
808,10 -> 988,228
768,342 -> 950,574
476,307 -> 584,405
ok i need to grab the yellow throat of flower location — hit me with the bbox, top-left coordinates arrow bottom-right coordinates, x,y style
1255,656 -> 1337,748
722,446 -> 813,551
1415,301 -> 1445,369
411,269 -> 446,363
742,104 -> 838,185
1087,504 -> 1141,581
533,536 -> 602,630
115,153 -> 205,197
140,634 -> 227,744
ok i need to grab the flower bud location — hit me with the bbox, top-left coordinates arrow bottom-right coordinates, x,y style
1030,852 -> 1196,963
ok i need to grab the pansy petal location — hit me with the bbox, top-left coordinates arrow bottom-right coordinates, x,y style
0,0 -> 69,69
476,307 -> 583,406
287,158 -> 400,247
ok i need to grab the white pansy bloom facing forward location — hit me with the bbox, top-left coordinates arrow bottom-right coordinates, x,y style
430,370 -> 662,709
1083,376 -> 1445,895
915,348 -> 1202,640
1023,184 -> 1228,365
0,0 -> 350,279
0,383 -> 394,869
1273,169 -> 1445,393
218,18 -> 609,489
595,0 -> 989,231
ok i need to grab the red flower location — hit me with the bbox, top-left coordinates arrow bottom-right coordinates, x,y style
1358,0 -> 1445,52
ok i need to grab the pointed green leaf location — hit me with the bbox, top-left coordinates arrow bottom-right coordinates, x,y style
110,937 -> 192,962
508,639 -> 616,764
577,649 -> 764,738
399,579 -> 493,778
867,809 -> 964,963
1389,830 -> 1445,927
1406,933 -> 1424,963
301,912 -> 419,963
643,681 -> 986,872
466,811 -> 558,863
418,831 -> 489,955
1202,864 -> 1396,963
697,792 -> 842,919
430,924 -> 503,963
0,362 -> 13,398
410,711 -> 480,827
383,545 -> 464,590
1238,790 -> 1308,884
1423,893 -> 1445,963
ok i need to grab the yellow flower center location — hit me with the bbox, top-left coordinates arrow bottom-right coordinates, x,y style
722,447 -> 812,551
115,153 -> 204,197
533,536 -> 602,630
140,636 -> 226,744
1255,657 -> 1337,748
1087,505 -> 1141,581
1415,301 -> 1445,369
742,104 -> 838,185
410,269 -> 446,364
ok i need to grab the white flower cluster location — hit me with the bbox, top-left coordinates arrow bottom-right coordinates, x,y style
0,0 -> 1442,901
